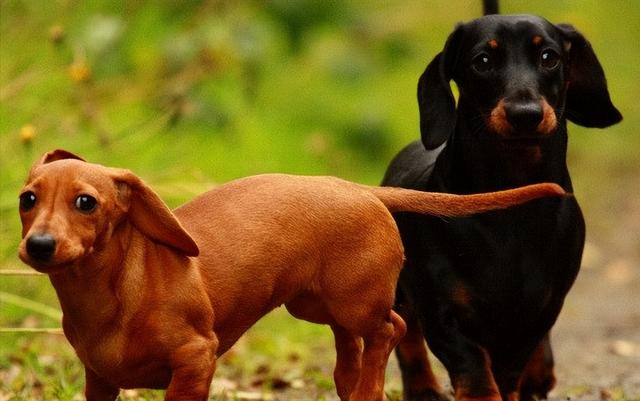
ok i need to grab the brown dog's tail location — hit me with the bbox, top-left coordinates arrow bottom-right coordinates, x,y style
367,183 -> 566,217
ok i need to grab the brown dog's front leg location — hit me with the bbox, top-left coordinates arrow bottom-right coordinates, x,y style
85,367 -> 119,401
165,336 -> 217,401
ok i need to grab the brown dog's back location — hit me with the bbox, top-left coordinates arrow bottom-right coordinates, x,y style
174,174 -> 564,353
175,174 -> 405,353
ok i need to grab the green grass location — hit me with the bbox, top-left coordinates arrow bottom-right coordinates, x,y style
1,1 -> 639,400
0,308 -> 337,401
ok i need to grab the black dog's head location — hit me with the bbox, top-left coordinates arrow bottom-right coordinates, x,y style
419,15 -> 622,150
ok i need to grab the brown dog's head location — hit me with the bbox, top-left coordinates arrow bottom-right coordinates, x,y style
18,150 -> 199,274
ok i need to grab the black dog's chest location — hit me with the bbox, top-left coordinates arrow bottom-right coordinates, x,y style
402,197 -> 584,335
448,213 -> 555,307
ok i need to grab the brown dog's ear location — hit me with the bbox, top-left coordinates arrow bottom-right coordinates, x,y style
418,25 -> 464,150
557,24 -> 622,128
29,149 -> 86,178
39,149 -> 85,164
33,149 -> 85,167
112,170 -> 199,257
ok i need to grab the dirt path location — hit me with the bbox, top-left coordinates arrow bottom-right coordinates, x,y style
549,244 -> 640,400
546,175 -> 640,399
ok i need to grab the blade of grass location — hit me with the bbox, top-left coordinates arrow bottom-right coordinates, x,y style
0,269 -> 45,276
0,327 -> 63,334
0,290 -> 62,320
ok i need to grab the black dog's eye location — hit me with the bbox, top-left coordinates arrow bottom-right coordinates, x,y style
75,195 -> 97,213
19,191 -> 37,211
540,49 -> 560,70
472,53 -> 494,73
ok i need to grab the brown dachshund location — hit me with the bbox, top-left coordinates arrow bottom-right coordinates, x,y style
18,149 -> 565,401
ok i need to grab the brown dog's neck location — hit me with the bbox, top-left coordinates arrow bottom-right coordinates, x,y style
49,222 -> 148,342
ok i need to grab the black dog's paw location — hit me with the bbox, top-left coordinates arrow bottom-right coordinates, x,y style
405,390 -> 451,401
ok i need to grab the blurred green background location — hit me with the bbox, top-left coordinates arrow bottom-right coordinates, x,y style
1,1 -> 638,400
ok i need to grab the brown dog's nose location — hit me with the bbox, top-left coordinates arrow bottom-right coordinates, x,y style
504,101 -> 543,133
26,234 -> 56,262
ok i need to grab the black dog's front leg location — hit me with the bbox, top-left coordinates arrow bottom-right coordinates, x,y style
490,334 -> 555,401
395,295 -> 448,401
483,325 -> 558,401
422,308 -> 501,401
518,334 -> 556,400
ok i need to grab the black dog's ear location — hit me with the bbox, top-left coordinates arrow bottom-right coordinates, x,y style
557,24 -> 622,128
418,26 -> 463,149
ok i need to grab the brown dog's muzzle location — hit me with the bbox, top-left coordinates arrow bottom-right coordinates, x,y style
489,98 -> 557,139
25,233 -> 57,263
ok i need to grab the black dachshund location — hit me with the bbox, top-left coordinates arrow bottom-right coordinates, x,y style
383,13 -> 621,401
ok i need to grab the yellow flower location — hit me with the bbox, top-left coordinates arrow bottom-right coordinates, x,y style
20,124 -> 36,144
69,61 -> 91,83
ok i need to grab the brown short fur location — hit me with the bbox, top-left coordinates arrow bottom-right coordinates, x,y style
18,150 -> 565,401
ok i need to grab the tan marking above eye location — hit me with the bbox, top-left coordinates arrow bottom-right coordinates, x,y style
532,35 -> 543,45
488,39 -> 498,49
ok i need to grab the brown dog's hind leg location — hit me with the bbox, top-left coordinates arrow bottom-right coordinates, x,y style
287,297 -> 364,401
302,290 -> 404,401
286,295 -> 364,400
331,325 -> 363,400
387,310 -> 408,355
348,310 -> 406,401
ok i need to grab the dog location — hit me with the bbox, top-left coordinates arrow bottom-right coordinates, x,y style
382,12 -> 621,401
18,149 -> 565,401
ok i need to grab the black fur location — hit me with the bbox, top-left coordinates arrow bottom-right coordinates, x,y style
483,0 -> 499,15
383,14 -> 620,401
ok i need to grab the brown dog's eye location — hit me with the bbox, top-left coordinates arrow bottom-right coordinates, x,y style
472,53 -> 494,73
19,191 -> 37,211
540,49 -> 560,70
75,195 -> 97,213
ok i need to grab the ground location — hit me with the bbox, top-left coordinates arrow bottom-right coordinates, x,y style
1,190 -> 638,401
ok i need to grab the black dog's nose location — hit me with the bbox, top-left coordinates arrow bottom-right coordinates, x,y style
504,101 -> 543,132
26,234 -> 56,262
